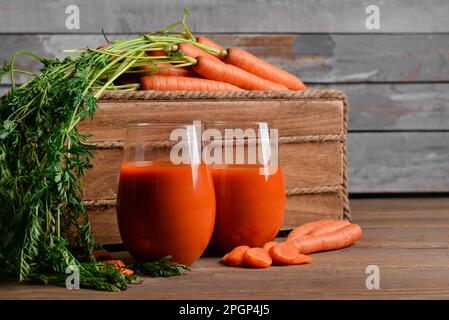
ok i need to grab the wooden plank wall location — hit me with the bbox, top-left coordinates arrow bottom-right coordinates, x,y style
1,0 -> 449,193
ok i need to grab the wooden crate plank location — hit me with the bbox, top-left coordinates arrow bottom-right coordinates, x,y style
1,0 -> 449,33
348,132 -> 449,193
83,142 -> 343,201
79,99 -> 344,143
88,206 -> 121,244
2,34 -> 449,84
283,193 -> 344,229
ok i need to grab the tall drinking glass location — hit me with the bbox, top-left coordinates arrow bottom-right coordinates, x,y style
117,123 -> 215,266
203,121 -> 285,253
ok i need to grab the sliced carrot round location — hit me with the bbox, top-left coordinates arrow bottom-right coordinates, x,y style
291,254 -> 312,265
262,241 -> 277,253
222,245 -> 250,267
269,242 -> 300,265
244,248 -> 272,268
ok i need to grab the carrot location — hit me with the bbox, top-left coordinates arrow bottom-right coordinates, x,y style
222,245 -> 250,267
293,223 -> 363,254
196,36 -> 225,59
104,260 -> 126,269
146,50 -> 167,57
244,248 -> 272,268
192,55 -> 288,91
141,64 -> 197,77
308,220 -> 351,236
120,268 -> 134,276
269,242 -> 306,265
140,75 -> 242,91
262,241 -> 277,253
286,220 -> 334,241
178,42 -> 221,61
224,47 -> 307,91
291,254 -> 312,265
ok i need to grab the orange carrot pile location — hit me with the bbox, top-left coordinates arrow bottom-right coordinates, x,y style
224,47 -> 307,90
133,34 -> 306,92
221,220 -> 362,269
192,55 -> 288,91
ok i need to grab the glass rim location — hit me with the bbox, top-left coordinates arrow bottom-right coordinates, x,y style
204,120 -> 272,126
126,122 -> 199,128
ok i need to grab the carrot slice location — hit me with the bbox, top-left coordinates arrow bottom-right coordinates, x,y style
222,245 -> 250,267
291,254 -> 312,265
244,248 -> 272,268
262,241 -> 277,253
269,242 -> 300,265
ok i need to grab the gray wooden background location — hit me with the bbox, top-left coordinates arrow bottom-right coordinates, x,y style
1,0 -> 449,194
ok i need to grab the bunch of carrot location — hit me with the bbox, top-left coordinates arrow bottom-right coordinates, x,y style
222,220 -> 362,268
135,35 -> 306,92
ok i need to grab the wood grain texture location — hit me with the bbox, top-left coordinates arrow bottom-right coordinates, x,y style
2,34 -> 449,84
348,132 -> 449,193
3,83 -> 449,131
79,99 -> 344,143
1,0 -> 449,33
333,83 -> 449,131
2,197 -> 449,299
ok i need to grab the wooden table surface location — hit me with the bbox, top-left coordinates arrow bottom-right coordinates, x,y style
1,197 -> 449,300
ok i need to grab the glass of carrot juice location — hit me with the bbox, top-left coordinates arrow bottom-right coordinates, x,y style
116,123 -> 216,266
203,121 -> 286,253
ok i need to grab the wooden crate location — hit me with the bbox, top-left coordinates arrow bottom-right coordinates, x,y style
79,90 -> 350,244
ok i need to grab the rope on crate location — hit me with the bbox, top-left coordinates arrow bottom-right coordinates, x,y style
100,89 -> 346,101
92,134 -> 343,150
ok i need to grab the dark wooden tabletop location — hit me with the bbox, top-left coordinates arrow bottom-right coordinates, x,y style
1,197 -> 449,300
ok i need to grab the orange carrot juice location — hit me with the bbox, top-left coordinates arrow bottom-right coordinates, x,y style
210,164 -> 285,252
117,161 -> 215,266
